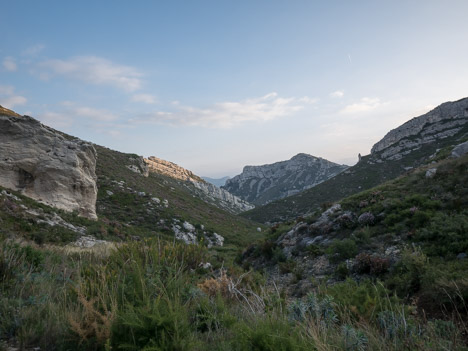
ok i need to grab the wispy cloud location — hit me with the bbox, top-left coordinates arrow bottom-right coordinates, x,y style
132,93 -> 157,104
38,102 -> 119,131
340,97 -> 383,114
22,44 -> 45,57
131,92 -> 315,128
38,56 -> 143,92
0,86 -> 14,95
0,85 -> 27,109
61,102 -> 118,121
330,90 -> 344,98
3,57 -> 17,72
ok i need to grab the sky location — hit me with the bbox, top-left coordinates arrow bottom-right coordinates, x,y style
2,1 -> 468,177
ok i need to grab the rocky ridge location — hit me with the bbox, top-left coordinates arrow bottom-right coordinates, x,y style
242,97 -> 468,223
223,153 -> 348,205
0,109 -> 98,219
145,156 -> 254,213
371,97 -> 468,161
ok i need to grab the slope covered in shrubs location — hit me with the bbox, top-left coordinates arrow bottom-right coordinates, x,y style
239,152 -> 468,344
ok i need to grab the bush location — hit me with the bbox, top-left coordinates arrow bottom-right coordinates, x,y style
324,279 -> 402,321
112,298 -> 193,350
233,317 -> 310,350
358,212 -> 375,226
354,253 -> 390,276
385,248 -> 428,298
327,239 -> 358,263
335,263 -> 349,279
306,244 -> 324,258
414,211 -> 468,257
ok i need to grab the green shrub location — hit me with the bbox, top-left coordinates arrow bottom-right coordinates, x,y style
385,248 -> 428,298
306,244 -> 324,258
327,239 -> 358,263
414,211 -> 468,257
323,279 -> 401,321
279,260 -> 296,274
112,298 -> 193,350
335,263 -> 349,280
233,317 -> 310,351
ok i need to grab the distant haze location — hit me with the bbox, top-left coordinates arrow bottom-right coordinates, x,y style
2,1 -> 468,177
202,176 -> 231,187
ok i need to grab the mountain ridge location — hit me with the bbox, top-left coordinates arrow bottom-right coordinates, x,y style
242,97 -> 468,223
145,156 -> 254,214
222,153 -> 348,205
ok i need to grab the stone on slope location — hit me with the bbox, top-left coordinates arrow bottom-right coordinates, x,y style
451,141 -> 468,158
0,111 -> 98,219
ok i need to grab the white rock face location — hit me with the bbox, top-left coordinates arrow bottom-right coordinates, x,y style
171,219 -> 224,247
145,156 -> 254,213
371,98 -> 468,160
0,112 -> 98,219
72,235 -> 107,248
183,221 -> 195,231
172,224 -> 198,245
126,156 -> 149,177
223,153 -> 348,205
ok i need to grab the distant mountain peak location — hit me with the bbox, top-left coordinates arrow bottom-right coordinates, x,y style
223,154 -> 348,205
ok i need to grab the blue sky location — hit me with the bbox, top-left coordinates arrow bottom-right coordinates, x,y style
2,1 -> 468,177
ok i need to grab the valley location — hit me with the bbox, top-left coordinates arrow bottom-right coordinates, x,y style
1,99 -> 468,350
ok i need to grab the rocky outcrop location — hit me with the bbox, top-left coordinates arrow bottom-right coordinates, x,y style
0,110 -> 98,219
223,153 -> 348,205
171,219 -> 224,247
451,141 -> 468,158
371,98 -> 468,160
126,156 -> 149,177
145,156 -> 254,213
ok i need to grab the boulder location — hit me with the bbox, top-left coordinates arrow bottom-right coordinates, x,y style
425,168 -> 437,178
451,141 -> 468,158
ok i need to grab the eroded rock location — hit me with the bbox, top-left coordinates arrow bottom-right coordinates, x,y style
0,112 -> 98,219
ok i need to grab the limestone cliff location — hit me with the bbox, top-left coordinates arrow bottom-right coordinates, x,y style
0,108 -> 98,219
223,153 -> 348,205
371,98 -> 468,160
145,156 -> 254,213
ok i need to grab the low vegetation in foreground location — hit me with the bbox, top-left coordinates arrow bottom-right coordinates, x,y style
1,233 -> 467,350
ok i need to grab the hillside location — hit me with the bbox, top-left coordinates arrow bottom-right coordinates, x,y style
0,109 -> 263,254
145,156 -> 253,214
2,129 -> 467,351
223,153 -> 348,205
94,146 -> 261,249
243,98 -> 468,223
241,144 -> 468,322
